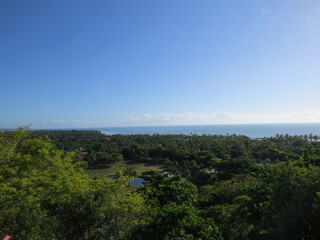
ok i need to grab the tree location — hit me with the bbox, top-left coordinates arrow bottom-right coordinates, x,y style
0,129 -> 144,239
133,171 -> 222,240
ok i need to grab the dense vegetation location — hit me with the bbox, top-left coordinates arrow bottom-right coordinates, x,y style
2,129 -> 320,239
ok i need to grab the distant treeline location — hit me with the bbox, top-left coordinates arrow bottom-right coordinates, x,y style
31,130 -> 320,181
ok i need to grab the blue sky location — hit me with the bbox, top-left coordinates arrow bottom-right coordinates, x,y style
1,0 -> 320,128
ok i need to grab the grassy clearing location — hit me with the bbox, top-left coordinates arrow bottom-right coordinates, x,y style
86,160 -> 164,179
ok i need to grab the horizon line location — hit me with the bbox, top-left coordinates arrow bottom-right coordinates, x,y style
3,121 -> 320,131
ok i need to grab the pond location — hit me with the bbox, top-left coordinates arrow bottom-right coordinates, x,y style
127,177 -> 146,187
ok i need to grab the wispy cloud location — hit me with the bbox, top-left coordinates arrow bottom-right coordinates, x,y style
260,8 -> 271,15
128,109 -> 320,126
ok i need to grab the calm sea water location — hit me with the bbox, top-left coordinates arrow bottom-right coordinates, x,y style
94,123 -> 320,138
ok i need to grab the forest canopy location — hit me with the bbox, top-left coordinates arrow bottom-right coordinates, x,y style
1,129 -> 320,239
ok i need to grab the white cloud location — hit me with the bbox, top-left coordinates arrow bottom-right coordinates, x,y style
128,109 -> 320,126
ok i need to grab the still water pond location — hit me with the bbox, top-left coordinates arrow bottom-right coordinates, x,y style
127,178 -> 146,187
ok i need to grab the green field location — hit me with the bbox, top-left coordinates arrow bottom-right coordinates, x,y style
85,160 -> 164,179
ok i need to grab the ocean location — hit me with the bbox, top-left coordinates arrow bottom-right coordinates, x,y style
94,123 -> 320,138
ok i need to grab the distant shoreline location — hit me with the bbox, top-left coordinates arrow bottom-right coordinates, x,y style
6,122 -> 319,139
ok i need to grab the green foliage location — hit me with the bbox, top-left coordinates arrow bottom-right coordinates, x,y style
3,129 -> 320,239
0,129 -> 144,239
140,171 -> 197,206
213,157 -> 257,180
29,130 -> 320,174
134,172 -> 222,240
262,163 -> 320,239
132,202 -> 223,240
